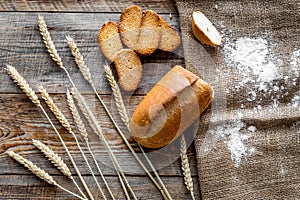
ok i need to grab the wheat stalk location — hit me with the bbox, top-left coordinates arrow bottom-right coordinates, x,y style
66,89 -> 88,139
66,89 -> 116,200
38,15 -> 63,68
6,65 -> 87,199
37,17 -> 93,198
7,151 -> 86,200
103,64 -> 172,200
6,65 -> 40,106
180,136 -> 195,200
38,15 -> 109,199
71,87 -> 134,200
66,36 -> 171,200
38,16 -> 135,199
32,139 -> 71,178
38,85 -> 106,200
70,89 -> 98,136
8,150 -> 56,185
103,64 -> 130,127
39,85 -> 72,133
66,36 -> 93,85
32,139 -> 83,198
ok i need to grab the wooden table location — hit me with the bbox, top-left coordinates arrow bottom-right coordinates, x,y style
0,1 -> 201,199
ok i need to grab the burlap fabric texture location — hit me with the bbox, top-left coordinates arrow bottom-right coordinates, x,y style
176,0 -> 300,199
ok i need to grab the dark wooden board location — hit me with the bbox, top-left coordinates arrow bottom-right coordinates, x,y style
0,93 -> 201,199
0,93 -> 198,176
0,12 -> 183,94
0,2 -> 202,199
0,0 -> 177,13
0,175 -> 200,200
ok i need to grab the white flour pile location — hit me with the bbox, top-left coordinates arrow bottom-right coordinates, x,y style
222,36 -> 300,110
207,113 -> 256,168
223,37 -> 282,110
228,38 -> 279,83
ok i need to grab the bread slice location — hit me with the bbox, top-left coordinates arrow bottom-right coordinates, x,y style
136,10 -> 162,56
119,5 -> 143,51
98,21 -> 123,61
158,16 -> 181,52
114,49 -> 142,92
192,11 -> 222,46
130,66 -> 213,148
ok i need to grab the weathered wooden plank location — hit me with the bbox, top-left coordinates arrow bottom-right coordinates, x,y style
0,0 -> 177,13
0,12 -> 184,94
0,94 -> 199,176
0,175 -> 200,200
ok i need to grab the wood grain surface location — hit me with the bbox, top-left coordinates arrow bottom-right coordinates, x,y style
0,0 -> 178,13
0,0 -> 201,199
0,12 -> 183,94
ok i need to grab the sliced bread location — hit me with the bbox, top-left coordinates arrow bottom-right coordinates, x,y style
98,21 -> 123,62
114,49 -> 142,92
136,10 -> 162,56
119,5 -> 143,51
192,11 -> 222,46
158,16 -> 181,52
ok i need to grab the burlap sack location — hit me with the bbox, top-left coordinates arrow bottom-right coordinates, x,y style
176,0 -> 300,199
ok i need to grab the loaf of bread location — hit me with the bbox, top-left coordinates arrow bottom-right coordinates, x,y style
114,49 -> 142,92
98,21 -> 123,61
130,66 -> 213,148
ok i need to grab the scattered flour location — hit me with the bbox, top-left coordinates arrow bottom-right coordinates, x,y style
290,49 -> 300,77
280,168 -> 286,176
288,90 -> 300,108
222,36 -> 300,110
207,113 -> 256,168
287,49 -> 300,108
222,37 -> 283,110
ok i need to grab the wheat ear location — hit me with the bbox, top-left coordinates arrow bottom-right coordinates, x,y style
39,85 -> 73,133
103,64 -> 130,126
6,65 -> 40,106
180,136 -> 195,200
39,85 -> 106,200
32,139 -> 83,198
65,36 -> 167,200
38,15 -> 63,68
32,139 -> 71,178
7,151 -> 86,200
103,64 -> 172,200
71,87 -> 134,200
6,65 -> 87,199
66,36 -> 93,85
66,89 -> 116,200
